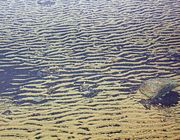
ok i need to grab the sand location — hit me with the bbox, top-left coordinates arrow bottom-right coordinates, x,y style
0,0 -> 180,139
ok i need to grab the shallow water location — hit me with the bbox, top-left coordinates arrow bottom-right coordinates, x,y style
0,0 -> 180,139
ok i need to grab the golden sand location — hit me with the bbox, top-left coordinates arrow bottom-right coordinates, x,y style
0,0 -> 180,139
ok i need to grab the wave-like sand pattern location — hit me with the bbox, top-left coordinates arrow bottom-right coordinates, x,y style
0,0 -> 180,139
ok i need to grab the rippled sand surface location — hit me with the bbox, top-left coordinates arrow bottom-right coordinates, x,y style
0,0 -> 180,139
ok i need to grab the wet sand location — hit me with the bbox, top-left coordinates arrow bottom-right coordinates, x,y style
0,0 -> 180,139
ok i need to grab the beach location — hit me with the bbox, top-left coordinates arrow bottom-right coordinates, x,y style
0,0 -> 180,139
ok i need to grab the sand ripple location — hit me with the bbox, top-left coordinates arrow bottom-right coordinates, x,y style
0,0 -> 180,139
